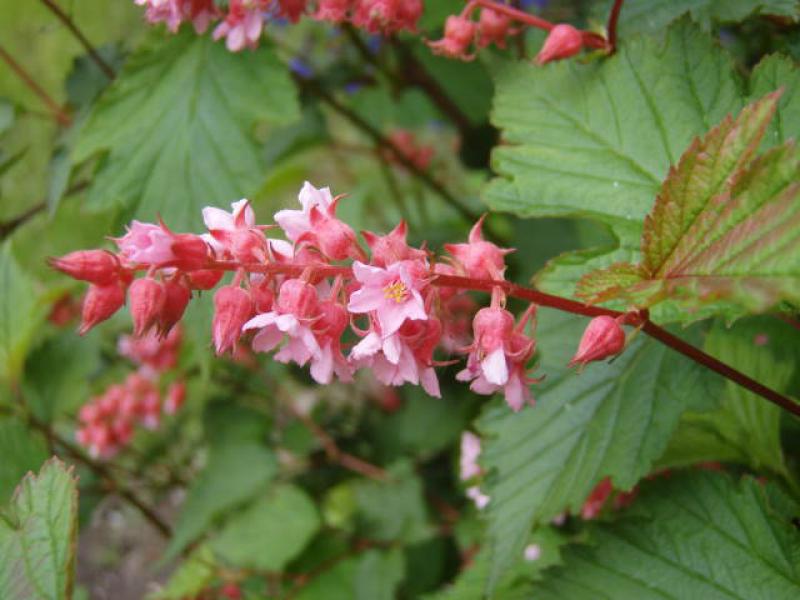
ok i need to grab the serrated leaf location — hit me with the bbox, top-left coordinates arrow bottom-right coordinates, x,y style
292,549 -> 404,600
147,546 -> 216,600
0,242 -> 48,385
604,0 -> 799,36
534,471 -> 800,599
212,484 -> 320,572
74,30 -> 299,230
0,417 -> 48,504
478,309 -> 722,589
749,54 -> 800,149
0,458 -> 79,600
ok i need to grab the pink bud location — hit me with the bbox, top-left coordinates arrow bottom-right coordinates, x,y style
158,279 -> 192,336
212,285 -> 254,354
80,283 -> 126,335
276,279 -> 319,319
536,24 -> 583,65
473,307 -> 515,353
230,229 -> 268,263
427,15 -> 476,60
250,278 -> 275,313
308,205 -> 362,261
129,278 -> 167,336
278,0 -> 307,22
315,0 -> 351,22
186,269 -> 224,290
164,380 -> 186,415
582,477 -> 613,520
49,250 -> 120,285
569,316 -> 625,368
396,0 -> 422,30
170,234 -> 209,271
477,8 -> 511,48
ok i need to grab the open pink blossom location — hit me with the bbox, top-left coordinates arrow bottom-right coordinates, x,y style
460,431 -> 482,480
362,220 -> 427,267
115,221 -> 175,265
202,199 -> 267,262
212,0 -> 266,52
348,260 -> 428,337
274,181 -> 334,242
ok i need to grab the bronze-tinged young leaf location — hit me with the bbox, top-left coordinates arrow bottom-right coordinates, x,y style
575,262 -> 643,304
641,93 -> 780,277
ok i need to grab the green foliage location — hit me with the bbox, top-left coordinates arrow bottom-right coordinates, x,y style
75,30 -> 299,230
147,546 -> 216,600
0,417 -> 48,504
212,484 -> 320,571
0,242 -> 49,384
292,548 -> 405,600
533,471 -> 800,599
479,309 -> 722,587
0,458 -> 78,600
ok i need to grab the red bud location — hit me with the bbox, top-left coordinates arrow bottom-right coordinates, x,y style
129,278 -> 166,336
212,285 -> 253,355
79,283 -> 126,335
170,234 -> 209,270
186,269 -> 224,290
536,24 -> 583,65
158,279 -> 192,336
569,316 -> 625,368
49,250 -> 120,285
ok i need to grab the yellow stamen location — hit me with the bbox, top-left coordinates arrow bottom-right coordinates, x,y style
383,281 -> 408,303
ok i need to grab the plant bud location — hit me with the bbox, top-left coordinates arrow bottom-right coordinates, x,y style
569,315 -> 625,368
308,205 -> 362,261
473,307 -> 515,353
478,8 -> 511,48
158,279 -> 192,336
49,250 -> 120,285
186,268 -> 224,290
536,23 -> 583,65
427,15 -> 476,60
250,278 -> 275,313
170,234 -> 209,270
164,380 -> 186,415
129,278 -> 167,336
212,285 -> 254,354
79,283 -> 126,335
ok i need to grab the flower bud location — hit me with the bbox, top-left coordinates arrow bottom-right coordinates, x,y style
186,269 -> 224,290
249,278 -> 275,313
477,8 -> 511,48
277,279 -> 319,319
427,15 -> 476,60
569,315 -> 625,368
129,278 -> 167,336
164,380 -> 186,415
49,250 -> 120,285
536,24 -> 583,65
79,283 -> 126,335
212,285 -> 254,355
473,306 -> 515,353
170,234 -> 209,271
315,0 -> 350,22
158,279 -> 192,336
308,205 -> 362,261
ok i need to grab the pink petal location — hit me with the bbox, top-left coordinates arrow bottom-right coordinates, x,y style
243,312 -> 278,331
420,367 -> 441,398
252,326 -> 283,353
202,206 -> 235,231
310,344 -> 334,384
350,332 -> 381,360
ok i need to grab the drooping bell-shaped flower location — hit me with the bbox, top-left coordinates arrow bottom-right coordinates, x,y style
477,8 -> 512,48
427,15 -> 476,60
212,284 -> 254,354
49,250 -> 120,285
80,283 -> 127,335
129,278 -> 167,337
445,215 -> 512,280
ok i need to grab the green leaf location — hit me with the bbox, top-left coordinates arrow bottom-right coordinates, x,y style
164,441 -> 278,560
486,21 -> 740,244
749,54 -> 800,149
0,242 -> 48,385
212,484 -> 320,572
292,549 -> 404,600
478,309 -> 722,588
659,317 -> 798,476
0,458 -> 79,600
606,0 -> 799,36
0,417 -> 48,504
534,471 -> 800,599
147,545 -> 216,600
353,460 -> 432,544
74,30 -> 299,230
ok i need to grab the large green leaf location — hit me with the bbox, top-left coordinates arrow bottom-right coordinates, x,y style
0,417 -> 48,503
0,458 -> 79,600
212,484 -> 320,571
478,309 -> 722,588
0,242 -> 48,385
534,471 -> 800,599
74,30 -> 299,230
749,54 -> 800,149
293,548 -> 405,600
578,93 -> 800,316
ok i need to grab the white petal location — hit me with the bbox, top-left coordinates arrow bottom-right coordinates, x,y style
243,312 -> 277,331
481,348 -> 509,386
202,206 -> 234,231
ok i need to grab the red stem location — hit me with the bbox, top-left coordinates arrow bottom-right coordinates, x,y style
606,0 -> 625,53
192,260 -> 799,418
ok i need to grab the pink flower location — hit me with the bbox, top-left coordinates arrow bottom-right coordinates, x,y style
445,215 -> 513,280
48,250 -> 120,286
460,431 -> 482,480
202,199 -> 268,263
296,198 -> 365,261
457,304 -> 538,412
243,279 -> 322,369
274,181 -> 334,242
466,486 -> 490,509
427,15 -> 476,61
80,282 -> 127,335
477,8 -> 512,48
212,285 -> 254,354
348,260 -> 428,337
568,315 -> 625,368
128,278 -> 167,337
310,298 -> 353,383
314,0 -> 351,22
115,221 -> 175,265
362,220 -> 427,267
212,0 -> 266,52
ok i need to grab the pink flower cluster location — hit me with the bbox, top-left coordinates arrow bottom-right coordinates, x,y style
76,328 -> 186,458
134,0 -> 423,52
52,182 -> 628,414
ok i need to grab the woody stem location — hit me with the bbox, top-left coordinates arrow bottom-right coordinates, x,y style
191,260 -> 800,418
